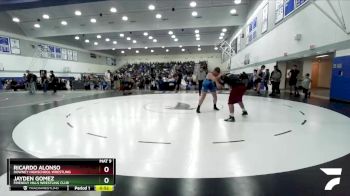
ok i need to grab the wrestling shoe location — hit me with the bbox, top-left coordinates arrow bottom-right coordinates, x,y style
196,106 -> 201,113
224,116 -> 235,122
242,111 -> 248,116
214,105 -> 220,111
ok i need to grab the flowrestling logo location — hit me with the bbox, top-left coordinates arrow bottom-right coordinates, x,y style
321,168 -> 342,191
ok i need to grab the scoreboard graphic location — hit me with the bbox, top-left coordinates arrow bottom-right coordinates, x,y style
7,158 -> 116,191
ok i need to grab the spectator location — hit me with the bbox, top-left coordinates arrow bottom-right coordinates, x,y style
10,79 -> 18,91
174,69 -> 183,93
144,76 -> 151,90
269,65 -> 282,96
49,70 -> 58,93
301,73 -> 312,101
256,65 -> 266,95
196,66 -> 207,96
252,69 -> 258,90
41,71 -> 48,93
104,70 -> 112,90
263,69 -> 270,93
288,65 -> 300,97
26,70 -> 37,94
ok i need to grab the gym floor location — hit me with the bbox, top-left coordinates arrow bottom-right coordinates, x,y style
0,90 -> 350,196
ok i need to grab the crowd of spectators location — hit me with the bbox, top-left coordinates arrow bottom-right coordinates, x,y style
1,61 -> 209,93
1,70 -> 70,93
108,61 -> 208,91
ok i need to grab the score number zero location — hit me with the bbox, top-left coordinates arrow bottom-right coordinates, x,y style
99,159 -> 113,184
103,166 -> 110,184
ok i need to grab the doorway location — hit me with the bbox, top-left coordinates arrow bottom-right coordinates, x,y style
310,55 -> 333,98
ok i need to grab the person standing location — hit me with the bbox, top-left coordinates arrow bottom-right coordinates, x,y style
26,70 -> 36,94
175,69 -> 183,93
49,70 -> 57,94
144,76 -> 151,91
252,69 -> 258,91
10,78 -> 18,91
301,73 -> 312,101
23,73 -> 28,90
196,66 -> 207,96
104,70 -> 112,90
269,65 -> 282,96
196,67 -> 222,113
263,69 -> 270,93
256,65 -> 265,95
113,72 -> 119,90
288,65 -> 300,97
41,71 -> 48,93
223,73 -> 248,122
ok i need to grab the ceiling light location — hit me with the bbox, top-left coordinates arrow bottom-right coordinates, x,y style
190,1 -> 197,7
222,28 -> 227,32
219,36 -> 223,40
316,54 -> 329,58
145,47 -> 148,49
161,46 -> 165,48
214,47 -> 218,50
171,35 -> 176,39
234,0 -> 242,5
133,40 -> 137,43
195,29 -> 199,34
34,23 -> 40,28
122,16 -> 128,21
110,7 -> 117,13
230,9 -> 237,15
126,37 -> 131,41
174,38 -> 178,42
136,50 -> 139,53
97,35 -> 102,39
151,49 -> 154,53
12,17 -> 20,23
112,48 -> 116,50
148,36 -> 153,40
75,10 -> 82,16
143,32 -> 149,36
85,39 -> 90,43
192,11 -> 198,17
42,14 -> 50,19
198,48 -> 201,51
168,31 -> 173,35
61,21 -> 68,26
179,45 -> 182,48
196,37 -> 200,41
181,48 -> 185,52
155,14 -> 162,19
119,33 -> 125,37
220,32 -> 225,36
166,49 -> 169,52
75,36 -> 80,40
153,39 -> 157,42
113,41 -> 117,44
105,38 -> 110,42
90,18 -> 97,23
121,50 -> 125,54
195,34 -> 200,38
197,45 -> 200,47
128,47 -> 131,50
148,4 -> 155,10
94,42 -> 98,46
